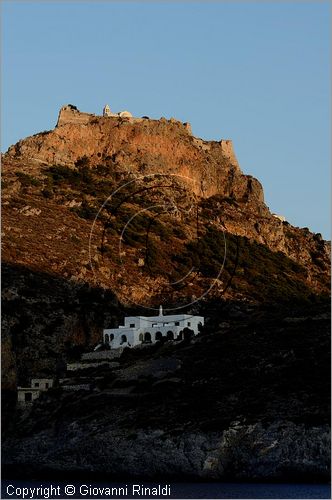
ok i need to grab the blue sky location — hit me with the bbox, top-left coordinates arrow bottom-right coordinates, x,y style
2,1 -> 330,238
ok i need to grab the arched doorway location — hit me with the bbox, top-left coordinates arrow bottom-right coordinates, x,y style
144,332 -> 152,343
139,333 -> 144,342
121,334 -> 127,344
167,331 -> 174,340
183,328 -> 194,340
155,331 -> 163,341
105,334 -> 109,344
110,334 -> 114,342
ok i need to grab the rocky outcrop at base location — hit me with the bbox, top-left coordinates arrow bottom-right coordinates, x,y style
3,302 -> 330,482
3,420 -> 330,481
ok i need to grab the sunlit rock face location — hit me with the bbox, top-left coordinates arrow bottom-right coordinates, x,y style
1,105 -> 330,482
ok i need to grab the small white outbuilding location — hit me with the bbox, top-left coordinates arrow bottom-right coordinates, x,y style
103,104 -> 112,117
17,378 -> 54,407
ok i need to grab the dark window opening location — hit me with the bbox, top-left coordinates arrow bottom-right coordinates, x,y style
130,323 -> 135,328
155,331 -> 163,341
175,322 -> 180,326
25,393 -> 32,402
45,383 -> 49,389
34,382 -> 39,388
144,332 -> 152,343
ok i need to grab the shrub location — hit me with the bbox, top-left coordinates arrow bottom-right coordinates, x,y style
46,164 -> 93,189
173,225 -> 187,239
47,165 -> 76,183
75,155 -> 90,170
41,189 -> 53,199
95,164 -> 110,176
15,171 -> 41,187
70,200 -> 96,220
144,240 -> 168,276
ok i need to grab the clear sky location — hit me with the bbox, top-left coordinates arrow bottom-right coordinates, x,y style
2,1 -> 330,238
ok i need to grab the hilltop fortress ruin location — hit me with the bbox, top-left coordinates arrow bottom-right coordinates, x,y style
56,104 -> 239,168
6,103 -> 267,205
56,104 -> 136,127
2,103 -> 329,310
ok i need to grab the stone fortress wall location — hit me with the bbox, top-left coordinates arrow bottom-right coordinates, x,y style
191,136 -> 238,168
220,139 -> 238,166
56,104 -> 150,128
56,104 -> 239,168
56,103 -> 193,131
56,105 -> 97,127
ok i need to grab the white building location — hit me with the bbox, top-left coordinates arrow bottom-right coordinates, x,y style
30,378 -> 54,390
118,110 -> 133,118
102,104 -> 133,119
17,378 -> 54,407
103,104 -> 112,117
103,306 -> 204,349
272,213 -> 286,222
17,387 -> 41,407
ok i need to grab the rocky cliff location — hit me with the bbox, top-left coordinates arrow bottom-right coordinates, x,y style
7,106 -> 250,200
2,106 -> 330,384
3,106 -> 330,293
2,105 -> 330,482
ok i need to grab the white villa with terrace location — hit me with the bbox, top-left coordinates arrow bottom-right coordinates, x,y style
103,306 -> 204,349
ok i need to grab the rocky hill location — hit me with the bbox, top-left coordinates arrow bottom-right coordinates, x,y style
2,105 -> 330,481
3,105 -> 330,292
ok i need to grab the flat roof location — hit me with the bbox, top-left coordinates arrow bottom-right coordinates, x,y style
125,314 -> 203,321
17,387 -> 41,392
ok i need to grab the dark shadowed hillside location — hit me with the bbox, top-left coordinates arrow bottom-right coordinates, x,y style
2,107 -> 330,481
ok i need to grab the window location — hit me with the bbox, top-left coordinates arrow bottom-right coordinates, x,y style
121,334 -> 127,344
34,382 -> 39,388
25,393 -> 32,402
110,334 -> 114,341
45,383 -> 49,389
187,322 -> 191,327
130,323 -> 135,328
175,322 -> 179,326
